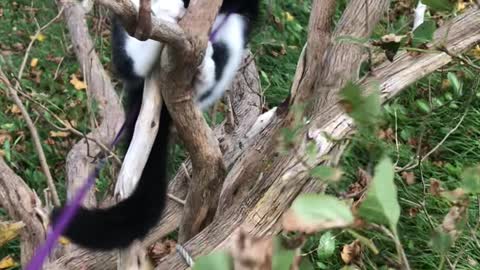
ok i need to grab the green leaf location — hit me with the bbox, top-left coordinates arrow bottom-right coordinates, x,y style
461,166 -> 480,194
358,157 -> 400,230
431,230 -> 453,254
299,258 -> 314,270
193,251 -> 232,270
447,72 -> 462,95
310,166 -> 343,182
284,194 -> 354,233
416,99 -> 431,113
422,0 -> 455,12
339,82 -> 381,130
317,231 -> 336,259
272,237 -> 295,270
412,20 -> 436,47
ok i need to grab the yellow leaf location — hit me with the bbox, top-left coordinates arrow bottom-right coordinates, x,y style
0,221 -> 24,247
69,74 -> 87,90
471,45 -> 480,59
0,256 -> 16,269
30,33 -> 46,42
59,236 -> 70,245
9,105 -> 21,115
457,0 -> 466,11
49,131 -> 70,138
30,58 -> 39,68
284,11 -> 295,22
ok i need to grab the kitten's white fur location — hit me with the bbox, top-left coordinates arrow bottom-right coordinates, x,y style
124,0 -> 246,110
195,14 -> 246,109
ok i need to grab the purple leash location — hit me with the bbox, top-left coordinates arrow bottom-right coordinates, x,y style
26,13 -> 232,270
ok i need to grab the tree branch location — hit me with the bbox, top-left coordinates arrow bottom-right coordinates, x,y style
55,0 -> 124,207
95,0 -> 190,52
158,0 -> 225,242
0,158 -> 46,268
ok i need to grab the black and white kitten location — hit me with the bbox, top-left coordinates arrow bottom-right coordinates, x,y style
51,0 -> 259,250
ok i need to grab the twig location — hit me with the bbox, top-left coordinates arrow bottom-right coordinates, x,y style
14,84 -> 122,164
0,69 -> 61,207
5,8 -> 65,207
168,194 -> 186,205
17,7 -> 64,82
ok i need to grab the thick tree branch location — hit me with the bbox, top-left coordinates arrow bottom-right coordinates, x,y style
55,0 -> 124,207
290,0 -> 336,104
158,0 -> 225,242
0,158 -> 46,268
95,0 -> 189,52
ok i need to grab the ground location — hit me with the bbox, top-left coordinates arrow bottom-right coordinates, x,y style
0,0 -> 480,269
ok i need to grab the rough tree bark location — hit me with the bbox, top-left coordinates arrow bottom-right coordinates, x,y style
158,0 -> 227,243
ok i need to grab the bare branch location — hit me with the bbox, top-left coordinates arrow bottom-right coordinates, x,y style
158,0 -> 225,242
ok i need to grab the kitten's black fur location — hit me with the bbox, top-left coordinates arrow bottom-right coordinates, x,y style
51,0 -> 259,250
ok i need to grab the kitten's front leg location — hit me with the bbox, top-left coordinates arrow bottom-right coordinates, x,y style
194,42 -> 217,110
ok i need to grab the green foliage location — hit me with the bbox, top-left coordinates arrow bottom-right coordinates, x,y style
339,82 -> 381,132
316,231 -> 336,260
422,0 -> 456,12
358,157 -> 400,231
272,237 -> 296,270
192,251 -> 232,270
461,166 -> 480,194
412,20 -> 436,47
310,166 -> 343,183
290,194 -> 354,230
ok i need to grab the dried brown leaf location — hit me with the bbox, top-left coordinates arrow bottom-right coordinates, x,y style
69,74 -> 87,90
49,131 -> 70,138
230,228 -> 273,270
0,221 -> 24,247
148,239 -> 177,266
341,240 -> 361,265
401,171 -> 416,185
430,178 -> 444,196
0,255 -> 17,269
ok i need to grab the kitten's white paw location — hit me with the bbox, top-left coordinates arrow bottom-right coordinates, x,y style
194,43 -> 216,98
153,0 -> 186,23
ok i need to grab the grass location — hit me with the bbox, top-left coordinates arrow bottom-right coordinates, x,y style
1,0 -> 480,269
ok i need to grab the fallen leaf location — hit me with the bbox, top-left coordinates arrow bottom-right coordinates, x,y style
471,45 -> 480,59
441,205 -> 467,239
284,11 -> 295,22
12,43 -> 25,52
9,105 -> 21,115
0,255 -> 17,269
30,33 -> 46,42
401,171 -> 416,185
30,58 -> 39,68
0,132 -> 12,145
49,131 -> 70,138
430,178 -> 443,196
59,236 -> 70,245
0,221 -> 24,247
69,74 -> 87,90
408,207 -> 420,217
230,228 -> 274,270
148,239 -> 177,265
341,240 -> 361,265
